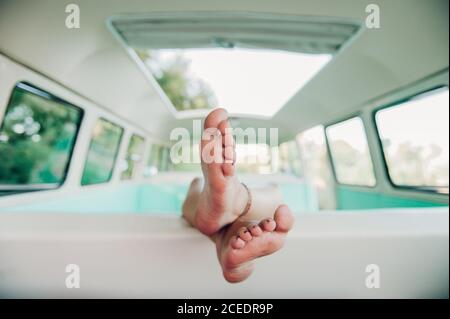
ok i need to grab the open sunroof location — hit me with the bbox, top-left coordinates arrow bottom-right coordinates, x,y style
137,48 -> 331,116
109,13 -> 359,118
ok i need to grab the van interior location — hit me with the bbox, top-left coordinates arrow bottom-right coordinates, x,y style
0,0 -> 448,298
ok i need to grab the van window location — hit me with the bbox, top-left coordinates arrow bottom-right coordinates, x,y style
297,126 -> 336,209
326,117 -> 376,187
375,88 -> 449,193
158,146 -> 171,172
81,118 -> 123,185
278,141 -> 302,176
169,142 -> 202,173
144,144 -> 161,177
0,83 -> 83,194
235,144 -> 272,174
121,134 -> 145,180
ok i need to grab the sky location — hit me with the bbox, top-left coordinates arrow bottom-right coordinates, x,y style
326,117 -> 369,153
376,89 -> 449,160
151,48 -> 331,117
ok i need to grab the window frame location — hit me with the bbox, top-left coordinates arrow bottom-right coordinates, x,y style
121,133 -> 146,180
81,117 -> 124,186
0,81 -> 84,194
325,114 -> 377,188
372,85 -> 449,195
278,140 -> 302,177
146,143 -> 160,175
158,146 -> 170,172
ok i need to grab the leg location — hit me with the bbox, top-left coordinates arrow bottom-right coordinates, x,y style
182,108 -> 286,234
182,177 -> 203,228
183,180 -> 283,229
181,108 -> 295,283
243,184 -> 284,221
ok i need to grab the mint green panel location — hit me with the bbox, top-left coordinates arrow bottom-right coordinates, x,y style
337,188 -> 380,210
0,182 -> 318,214
379,194 -> 446,208
279,183 -> 319,212
137,184 -> 189,214
3,185 -> 140,213
337,187 -> 447,210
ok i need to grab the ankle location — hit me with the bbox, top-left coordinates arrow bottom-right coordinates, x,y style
233,182 -> 251,218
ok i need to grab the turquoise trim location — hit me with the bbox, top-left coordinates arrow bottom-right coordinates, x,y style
337,187 -> 447,210
1,183 -> 318,214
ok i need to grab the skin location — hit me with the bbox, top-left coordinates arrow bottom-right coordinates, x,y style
182,108 -> 295,283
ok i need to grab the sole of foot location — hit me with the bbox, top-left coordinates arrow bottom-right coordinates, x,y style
194,108 -> 248,236
217,205 -> 294,283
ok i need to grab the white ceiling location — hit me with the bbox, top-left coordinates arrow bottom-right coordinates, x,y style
0,0 -> 448,142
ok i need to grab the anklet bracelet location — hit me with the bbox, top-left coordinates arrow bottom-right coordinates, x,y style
240,183 -> 252,217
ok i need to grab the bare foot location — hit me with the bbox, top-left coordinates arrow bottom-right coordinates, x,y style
215,205 -> 294,283
191,108 -> 249,236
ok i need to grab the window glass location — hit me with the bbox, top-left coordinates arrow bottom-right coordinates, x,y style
297,126 -> 336,209
144,144 -> 161,177
235,143 -> 272,174
81,118 -> 123,185
278,141 -> 302,176
0,83 -> 83,193
326,117 -> 376,187
170,142 -> 202,172
375,88 -> 449,193
137,48 -> 330,116
158,147 -> 171,172
121,134 -> 145,180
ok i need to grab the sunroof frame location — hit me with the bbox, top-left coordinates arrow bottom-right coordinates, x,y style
107,12 -> 361,119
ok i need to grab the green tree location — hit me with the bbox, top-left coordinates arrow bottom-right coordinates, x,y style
0,86 -> 81,187
138,50 -> 217,111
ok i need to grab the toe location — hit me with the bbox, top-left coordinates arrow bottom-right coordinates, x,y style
230,236 -> 246,249
201,109 -> 228,168
218,119 -> 230,136
274,205 -> 295,233
188,177 -> 203,193
260,218 -> 276,232
219,119 -> 235,176
201,129 -> 225,188
219,120 -> 235,148
249,224 -> 263,237
222,163 -> 235,176
222,146 -> 235,176
238,227 -> 253,242
204,108 -> 228,129
201,128 -> 223,164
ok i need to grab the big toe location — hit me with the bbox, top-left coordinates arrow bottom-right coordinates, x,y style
219,119 -> 236,176
204,108 -> 228,129
274,205 -> 295,233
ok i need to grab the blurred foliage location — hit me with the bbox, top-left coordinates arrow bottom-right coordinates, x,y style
0,84 -> 82,186
383,140 -> 448,188
137,50 -> 217,111
329,139 -> 376,187
144,144 -> 172,175
81,119 -> 123,185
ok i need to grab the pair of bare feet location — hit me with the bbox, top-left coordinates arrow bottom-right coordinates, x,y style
182,108 -> 294,283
